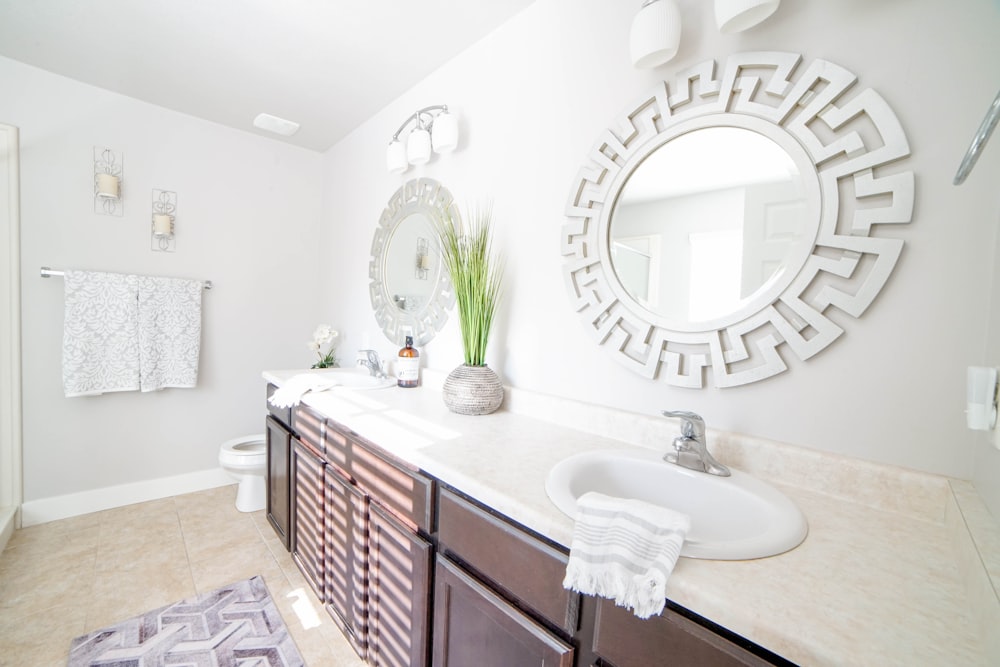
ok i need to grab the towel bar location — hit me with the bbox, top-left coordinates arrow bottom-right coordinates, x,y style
40,266 -> 213,290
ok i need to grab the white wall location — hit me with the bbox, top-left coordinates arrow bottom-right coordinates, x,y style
0,57 -> 324,503
319,0 -> 1000,487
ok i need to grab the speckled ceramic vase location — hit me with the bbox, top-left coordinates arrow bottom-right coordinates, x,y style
442,364 -> 504,415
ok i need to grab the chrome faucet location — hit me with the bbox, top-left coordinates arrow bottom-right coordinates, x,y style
357,350 -> 388,379
661,410 -> 731,477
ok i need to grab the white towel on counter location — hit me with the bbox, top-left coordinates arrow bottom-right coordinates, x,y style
268,374 -> 342,408
62,270 -> 141,397
562,491 -> 690,619
137,275 -> 203,391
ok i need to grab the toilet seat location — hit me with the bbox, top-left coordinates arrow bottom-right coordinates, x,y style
219,435 -> 266,469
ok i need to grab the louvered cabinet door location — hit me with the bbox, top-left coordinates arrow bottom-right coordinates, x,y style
367,503 -> 433,667
291,438 -> 326,600
324,464 -> 369,660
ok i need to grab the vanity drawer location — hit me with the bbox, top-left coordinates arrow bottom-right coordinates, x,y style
349,438 -> 434,534
437,487 -> 579,634
266,383 -> 291,426
592,599 -> 774,667
322,419 -> 351,479
292,404 -> 326,454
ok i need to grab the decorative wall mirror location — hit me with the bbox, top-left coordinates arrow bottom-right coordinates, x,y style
562,52 -> 914,388
369,178 -> 456,345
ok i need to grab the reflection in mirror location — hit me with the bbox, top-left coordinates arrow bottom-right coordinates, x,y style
369,178 -> 456,346
611,127 -> 810,329
384,213 -> 440,314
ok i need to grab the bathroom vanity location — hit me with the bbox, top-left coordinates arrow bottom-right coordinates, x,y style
265,381 -> 782,666
264,371 -> 996,667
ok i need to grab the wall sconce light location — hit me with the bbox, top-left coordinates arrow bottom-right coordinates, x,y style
386,105 -> 458,174
94,146 -> 123,216
714,0 -> 781,33
630,0 -> 681,69
151,188 -> 177,252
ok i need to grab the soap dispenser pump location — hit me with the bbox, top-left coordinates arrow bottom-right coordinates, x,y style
397,336 -> 420,388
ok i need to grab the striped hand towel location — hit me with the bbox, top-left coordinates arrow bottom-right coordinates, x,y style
562,491 -> 690,619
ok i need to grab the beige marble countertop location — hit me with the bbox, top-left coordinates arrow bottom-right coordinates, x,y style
264,369 -> 997,666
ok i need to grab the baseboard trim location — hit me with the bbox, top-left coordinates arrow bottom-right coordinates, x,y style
20,468 -> 234,527
0,505 -> 16,552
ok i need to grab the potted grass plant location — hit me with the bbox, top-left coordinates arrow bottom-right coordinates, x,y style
438,202 -> 505,415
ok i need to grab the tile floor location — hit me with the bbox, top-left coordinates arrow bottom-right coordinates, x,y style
0,484 -> 366,667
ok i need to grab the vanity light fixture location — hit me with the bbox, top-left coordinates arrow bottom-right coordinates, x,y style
151,188 -> 177,252
630,0 -> 681,69
94,146 -> 123,216
386,105 -> 458,174
714,0 -> 781,33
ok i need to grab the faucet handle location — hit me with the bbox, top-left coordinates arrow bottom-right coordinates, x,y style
661,410 -> 704,439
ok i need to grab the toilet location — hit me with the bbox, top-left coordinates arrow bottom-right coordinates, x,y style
218,435 -> 267,512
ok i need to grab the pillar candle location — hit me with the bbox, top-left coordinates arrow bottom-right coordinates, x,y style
96,173 -> 119,198
153,214 -> 172,236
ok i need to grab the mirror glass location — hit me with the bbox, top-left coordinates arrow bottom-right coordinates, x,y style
369,178 -> 456,346
610,127 -> 813,332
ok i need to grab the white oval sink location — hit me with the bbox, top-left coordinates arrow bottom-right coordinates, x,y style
546,448 -> 807,560
309,368 -> 396,390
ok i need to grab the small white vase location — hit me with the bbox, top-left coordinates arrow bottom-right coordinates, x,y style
442,364 -> 504,415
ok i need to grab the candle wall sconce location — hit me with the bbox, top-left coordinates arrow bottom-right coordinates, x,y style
94,147 -> 123,216
415,237 -> 431,280
151,189 -> 176,252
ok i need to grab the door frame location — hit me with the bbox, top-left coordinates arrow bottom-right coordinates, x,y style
0,122 -> 23,548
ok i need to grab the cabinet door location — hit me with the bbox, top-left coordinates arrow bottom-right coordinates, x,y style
291,438 -> 326,600
432,556 -> 574,667
368,503 -> 433,667
324,465 -> 368,659
265,416 -> 291,550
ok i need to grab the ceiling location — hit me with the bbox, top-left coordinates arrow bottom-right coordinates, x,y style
0,0 -> 536,152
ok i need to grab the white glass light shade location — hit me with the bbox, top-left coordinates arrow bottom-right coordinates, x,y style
386,140 -> 408,174
431,111 -> 459,154
714,0 -> 780,34
407,127 -> 432,165
630,0 -> 681,69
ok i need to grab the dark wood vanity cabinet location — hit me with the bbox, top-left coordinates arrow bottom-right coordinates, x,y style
266,391 -> 791,667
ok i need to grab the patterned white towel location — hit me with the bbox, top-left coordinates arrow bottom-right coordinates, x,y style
62,270 -> 141,397
268,374 -> 342,408
137,276 -> 203,391
562,491 -> 690,619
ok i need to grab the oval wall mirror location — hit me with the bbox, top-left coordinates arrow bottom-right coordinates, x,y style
369,178 -> 456,345
563,52 -> 914,388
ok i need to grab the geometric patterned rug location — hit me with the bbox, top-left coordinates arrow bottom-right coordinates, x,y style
67,575 -> 305,666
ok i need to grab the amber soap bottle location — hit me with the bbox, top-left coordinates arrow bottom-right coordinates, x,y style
397,336 -> 419,388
